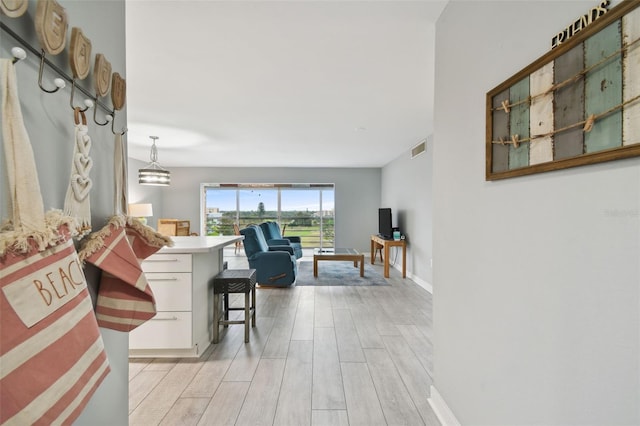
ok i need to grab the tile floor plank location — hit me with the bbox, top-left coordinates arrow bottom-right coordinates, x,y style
223,316 -> 275,382
364,348 -> 425,425
397,325 -> 434,377
182,325 -> 244,398
382,335 -> 439,425
129,358 -> 152,380
333,308 -> 366,363
312,327 -> 346,410
129,359 -> 210,425
273,340 -> 313,425
291,297 -> 315,341
129,370 -> 169,415
197,381 -> 250,426
159,397 -> 210,426
262,307 -> 296,359
350,305 -> 385,349
314,287 -> 335,328
235,358 -> 287,425
311,410 -> 350,426
340,362 -> 387,426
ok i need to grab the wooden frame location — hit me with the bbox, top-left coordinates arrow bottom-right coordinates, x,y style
486,0 -> 640,180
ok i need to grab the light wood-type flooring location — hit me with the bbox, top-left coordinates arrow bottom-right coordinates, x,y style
129,249 -> 438,425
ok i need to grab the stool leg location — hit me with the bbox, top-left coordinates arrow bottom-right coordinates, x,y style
213,293 -> 220,344
223,292 -> 229,328
244,292 -> 250,343
251,287 -> 256,327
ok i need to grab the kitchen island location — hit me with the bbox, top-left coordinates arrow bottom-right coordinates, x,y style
129,235 -> 243,358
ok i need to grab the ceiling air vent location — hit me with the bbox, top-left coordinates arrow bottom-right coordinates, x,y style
411,140 -> 427,159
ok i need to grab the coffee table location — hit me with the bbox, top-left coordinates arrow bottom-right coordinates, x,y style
313,248 -> 364,277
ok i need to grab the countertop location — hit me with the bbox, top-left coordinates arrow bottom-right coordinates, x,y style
157,235 -> 243,254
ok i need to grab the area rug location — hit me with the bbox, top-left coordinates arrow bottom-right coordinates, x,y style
294,260 -> 389,286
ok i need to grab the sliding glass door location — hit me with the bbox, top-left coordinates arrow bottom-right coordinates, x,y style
202,183 -> 334,248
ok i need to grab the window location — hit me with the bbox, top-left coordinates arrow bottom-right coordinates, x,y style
202,183 -> 335,248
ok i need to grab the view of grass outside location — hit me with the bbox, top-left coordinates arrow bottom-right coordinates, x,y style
203,184 -> 334,248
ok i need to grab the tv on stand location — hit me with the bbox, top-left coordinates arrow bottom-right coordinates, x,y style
378,208 -> 392,239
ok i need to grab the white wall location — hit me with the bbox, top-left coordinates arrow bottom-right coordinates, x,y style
1,1 -> 128,424
382,136 -> 434,288
129,166 -> 382,252
432,1 -> 639,424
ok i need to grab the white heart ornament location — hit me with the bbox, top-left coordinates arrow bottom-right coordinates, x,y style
74,153 -> 93,177
71,174 -> 93,201
75,129 -> 92,156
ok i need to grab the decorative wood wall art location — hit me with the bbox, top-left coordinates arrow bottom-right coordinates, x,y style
35,0 -> 68,55
2,0 -> 128,132
486,0 -> 640,180
111,72 -> 126,111
0,0 -> 28,17
94,53 -> 112,97
70,27 -> 92,79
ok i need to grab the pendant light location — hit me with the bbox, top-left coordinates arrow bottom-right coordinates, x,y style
138,136 -> 170,186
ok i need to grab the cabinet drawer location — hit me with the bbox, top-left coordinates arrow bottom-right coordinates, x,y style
142,253 -> 192,273
129,311 -> 192,349
146,273 -> 192,311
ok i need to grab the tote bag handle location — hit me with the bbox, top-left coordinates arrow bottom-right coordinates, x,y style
1,59 -> 45,236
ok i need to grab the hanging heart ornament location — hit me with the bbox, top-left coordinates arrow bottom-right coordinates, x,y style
71,118 -> 93,201
75,129 -> 92,156
74,153 -> 93,177
71,174 -> 93,201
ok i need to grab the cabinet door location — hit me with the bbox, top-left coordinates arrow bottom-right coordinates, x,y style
129,312 -> 192,349
146,273 -> 192,311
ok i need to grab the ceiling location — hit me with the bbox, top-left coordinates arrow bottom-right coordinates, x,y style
125,1 -> 447,168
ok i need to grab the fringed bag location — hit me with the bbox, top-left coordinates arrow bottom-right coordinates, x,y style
0,59 -> 109,425
79,216 -> 171,331
77,132 -> 172,332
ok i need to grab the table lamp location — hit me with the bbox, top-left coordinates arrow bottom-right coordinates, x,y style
128,203 -> 153,225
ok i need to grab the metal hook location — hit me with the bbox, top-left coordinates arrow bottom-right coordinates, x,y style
110,111 -> 127,135
38,51 -> 66,93
93,102 -> 112,126
69,79 -> 93,112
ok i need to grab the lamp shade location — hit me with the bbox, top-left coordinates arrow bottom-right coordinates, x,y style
139,136 -> 170,186
138,168 -> 170,186
128,203 -> 153,218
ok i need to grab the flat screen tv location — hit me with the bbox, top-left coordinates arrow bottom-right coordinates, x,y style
378,208 -> 392,239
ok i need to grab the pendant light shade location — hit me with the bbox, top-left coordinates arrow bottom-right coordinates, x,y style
139,136 -> 170,186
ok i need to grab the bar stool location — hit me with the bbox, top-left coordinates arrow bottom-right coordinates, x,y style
212,269 -> 256,343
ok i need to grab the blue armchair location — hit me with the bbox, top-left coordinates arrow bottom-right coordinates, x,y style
259,221 -> 303,259
239,225 -> 297,286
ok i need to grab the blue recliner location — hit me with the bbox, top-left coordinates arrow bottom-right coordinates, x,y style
240,225 -> 297,286
259,221 -> 303,259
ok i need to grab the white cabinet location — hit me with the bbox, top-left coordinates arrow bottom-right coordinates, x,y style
128,236 -> 241,358
129,254 -> 194,354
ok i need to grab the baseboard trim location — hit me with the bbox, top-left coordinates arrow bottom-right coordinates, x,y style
428,386 -> 461,426
408,272 -> 432,294
391,263 -> 433,294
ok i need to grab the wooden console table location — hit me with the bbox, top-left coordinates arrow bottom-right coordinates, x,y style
370,234 -> 406,278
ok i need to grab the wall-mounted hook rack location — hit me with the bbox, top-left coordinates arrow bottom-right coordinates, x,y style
1,22 -> 117,118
